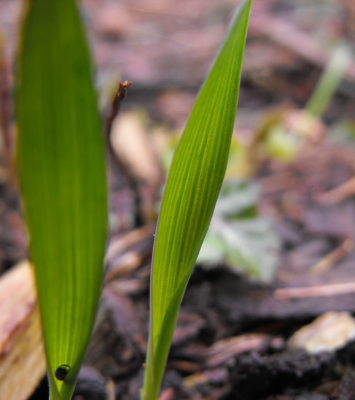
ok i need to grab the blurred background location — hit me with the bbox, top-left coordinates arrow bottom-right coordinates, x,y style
2,0 -> 355,399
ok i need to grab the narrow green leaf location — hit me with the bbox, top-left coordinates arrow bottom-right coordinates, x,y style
142,1 -> 252,399
306,43 -> 353,117
16,1 -> 107,399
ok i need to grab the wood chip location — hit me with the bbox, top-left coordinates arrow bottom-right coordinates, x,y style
0,260 -> 46,400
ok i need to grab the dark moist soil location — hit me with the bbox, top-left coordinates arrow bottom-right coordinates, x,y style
2,1 -> 355,400
9,127 -> 355,400
28,140 -> 355,400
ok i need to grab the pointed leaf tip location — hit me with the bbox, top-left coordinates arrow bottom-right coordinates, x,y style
142,1 -> 253,399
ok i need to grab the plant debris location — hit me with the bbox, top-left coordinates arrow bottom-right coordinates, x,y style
1,0 -> 355,399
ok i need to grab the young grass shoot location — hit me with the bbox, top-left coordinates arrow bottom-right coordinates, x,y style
16,1 -> 107,399
16,0 -> 252,399
141,1 -> 253,399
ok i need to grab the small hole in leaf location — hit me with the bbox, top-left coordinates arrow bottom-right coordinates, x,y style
55,364 -> 71,381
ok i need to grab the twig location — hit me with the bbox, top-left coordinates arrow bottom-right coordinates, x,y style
0,31 -> 12,167
106,81 -> 145,227
316,176 -> 355,205
106,224 -> 154,261
205,334 -> 271,368
274,282 -> 355,300
106,81 -> 132,136
308,238 -> 354,274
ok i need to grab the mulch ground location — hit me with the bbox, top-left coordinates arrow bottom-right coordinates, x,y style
1,1 -> 355,399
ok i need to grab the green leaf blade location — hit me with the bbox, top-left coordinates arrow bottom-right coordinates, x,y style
142,1 -> 253,399
16,1 -> 107,399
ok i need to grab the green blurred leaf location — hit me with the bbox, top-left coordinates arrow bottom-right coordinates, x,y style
198,179 -> 280,282
215,178 -> 260,217
16,1 -> 107,399
142,2 -> 253,400
306,43 -> 353,117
